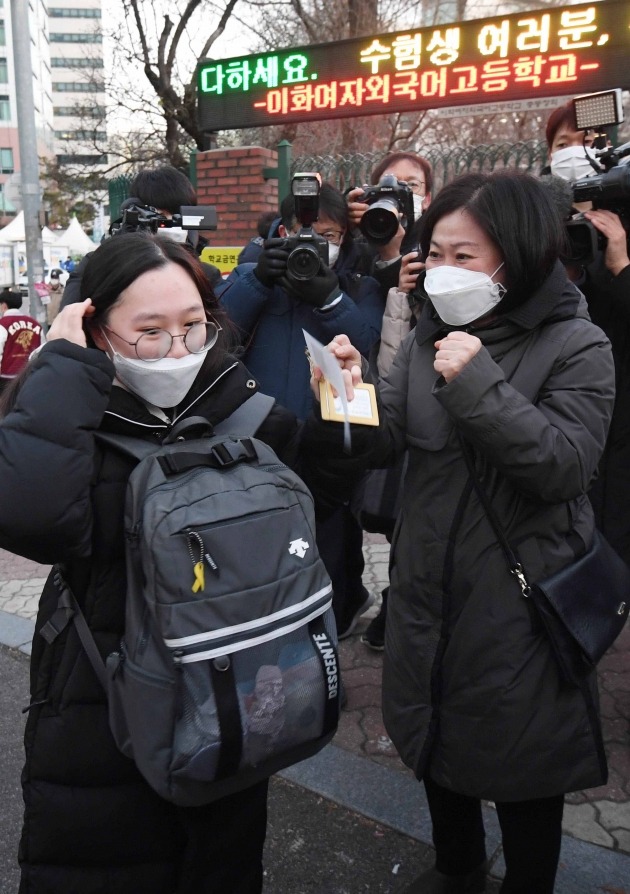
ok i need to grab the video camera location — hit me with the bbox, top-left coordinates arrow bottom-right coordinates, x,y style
109,199 -> 218,237
564,89 -> 630,265
281,173 -> 329,281
359,174 -> 415,246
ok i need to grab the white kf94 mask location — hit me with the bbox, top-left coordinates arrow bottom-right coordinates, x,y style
424,263 -> 506,326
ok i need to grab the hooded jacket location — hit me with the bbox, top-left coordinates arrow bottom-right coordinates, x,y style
0,339 -> 302,892
305,262 -> 615,800
217,237 -> 384,420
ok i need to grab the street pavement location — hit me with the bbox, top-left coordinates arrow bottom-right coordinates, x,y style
0,538 -> 629,893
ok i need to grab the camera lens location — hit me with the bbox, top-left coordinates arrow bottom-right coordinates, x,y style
360,199 -> 400,245
287,244 -> 322,281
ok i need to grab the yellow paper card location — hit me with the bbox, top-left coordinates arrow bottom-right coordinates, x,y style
319,381 -> 379,426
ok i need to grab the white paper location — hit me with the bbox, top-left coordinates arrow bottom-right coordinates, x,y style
333,388 -> 373,419
303,329 -> 351,451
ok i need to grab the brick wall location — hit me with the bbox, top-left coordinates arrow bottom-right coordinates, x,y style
195,146 -> 279,250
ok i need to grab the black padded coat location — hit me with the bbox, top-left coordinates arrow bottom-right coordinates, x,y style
304,262 -> 616,801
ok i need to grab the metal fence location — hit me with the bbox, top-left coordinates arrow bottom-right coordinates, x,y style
108,174 -> 135,223
291,140 -> 549,191
109,140 -> 550,220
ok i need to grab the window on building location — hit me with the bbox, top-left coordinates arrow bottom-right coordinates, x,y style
50,7 -> 101,17
0,20 -> 5,46
51,57 -> 104,68
0,95 -> 10,120
57,153 -> 107,165
54,105 -> 105,118
55,129 -> 106,141
50,33 -> 102,43
0,57 -> 7,83
53,81 -> 104,92
0,147 -> 13,172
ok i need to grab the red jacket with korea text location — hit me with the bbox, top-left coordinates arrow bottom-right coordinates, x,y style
0,311 -> 44,379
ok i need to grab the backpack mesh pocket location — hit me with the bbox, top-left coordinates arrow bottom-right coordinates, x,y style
172,611 -> 337,781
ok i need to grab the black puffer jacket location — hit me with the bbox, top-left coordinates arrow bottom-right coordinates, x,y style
0,340 -> 301,892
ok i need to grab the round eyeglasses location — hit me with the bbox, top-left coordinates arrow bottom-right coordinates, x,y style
103,320 -> 221,362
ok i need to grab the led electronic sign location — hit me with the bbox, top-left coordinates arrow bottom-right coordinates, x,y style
197,0 -> 630,131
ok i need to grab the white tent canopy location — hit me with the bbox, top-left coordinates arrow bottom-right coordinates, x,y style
0,211 -> 60,245
56,215 -> 96,256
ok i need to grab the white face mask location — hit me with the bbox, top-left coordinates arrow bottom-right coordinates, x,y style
550,146 -> 600,182
101,330 -> 206,407
327,243 -> 340,267
425,263 -> 506,326
155,225 -> 188,244
412,194 -> 424,221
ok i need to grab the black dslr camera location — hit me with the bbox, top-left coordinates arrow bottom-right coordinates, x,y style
281,173 -> 329,281
564,89 -> 630,265
359,174 -> 415,245
109,199 -> 218,237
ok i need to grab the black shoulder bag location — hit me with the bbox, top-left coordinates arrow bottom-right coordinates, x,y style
461,440 -> 630,685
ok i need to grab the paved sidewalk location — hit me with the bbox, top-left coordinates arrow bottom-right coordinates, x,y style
1,539 -> 629,893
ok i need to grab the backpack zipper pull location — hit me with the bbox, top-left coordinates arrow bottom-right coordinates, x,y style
188,531 -> 206,593
204,551 -> 219,573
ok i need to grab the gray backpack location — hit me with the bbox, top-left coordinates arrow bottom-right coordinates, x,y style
45,394 -> 340,806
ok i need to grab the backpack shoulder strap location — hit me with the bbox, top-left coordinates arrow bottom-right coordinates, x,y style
212,391 -> 275,437
94,392 -> 275,461
40,569 -> 107,690
94,431 -> 158,462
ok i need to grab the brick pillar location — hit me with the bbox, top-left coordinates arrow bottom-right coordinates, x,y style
195,147 -> 279,250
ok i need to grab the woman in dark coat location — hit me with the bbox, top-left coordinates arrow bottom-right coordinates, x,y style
306,172 -> 616,894
0,233 -> 307,893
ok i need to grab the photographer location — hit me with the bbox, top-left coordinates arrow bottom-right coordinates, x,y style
62,166 -> 221,309
218,181 -> 383,421
218,180 -> 384,637
347,152 -> 433,295
544,98 -> 630,564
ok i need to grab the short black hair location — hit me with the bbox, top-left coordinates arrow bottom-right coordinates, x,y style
545,101 -> 578,149
281,182 -> 349,233
129,166 -> 197,215
419,171 -> 565,311
0,289 -> 23,310
257,210 -> 278,238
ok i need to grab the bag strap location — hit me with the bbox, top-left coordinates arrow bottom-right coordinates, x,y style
95,391 -> 275,462
40,569 -> 107,690
459,437 -> 532,598
212,391 -> 274,437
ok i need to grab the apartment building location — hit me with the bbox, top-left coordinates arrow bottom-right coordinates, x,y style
49,0 -> 106,169
0,0 -> 55,224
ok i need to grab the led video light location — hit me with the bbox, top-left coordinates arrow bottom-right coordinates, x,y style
574,89 -> 624,131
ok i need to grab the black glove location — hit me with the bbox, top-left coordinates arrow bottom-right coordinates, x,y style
254,238 -> 289,287
283,263 -> 342,309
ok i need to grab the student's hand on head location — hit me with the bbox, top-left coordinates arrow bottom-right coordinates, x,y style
310,334 -> 363,403
583,209 -> 630,277
399,250 -> 425,292
46,299 -> 94,348
434,331 -> 481,383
